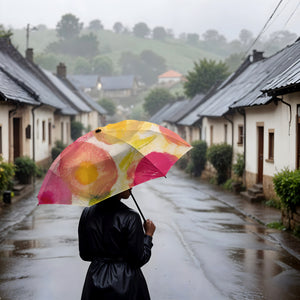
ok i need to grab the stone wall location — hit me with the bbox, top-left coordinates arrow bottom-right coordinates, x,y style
282,206 -> 300,231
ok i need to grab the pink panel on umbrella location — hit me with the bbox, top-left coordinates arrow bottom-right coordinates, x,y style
133,152 -> 178,185
38,170 -> 72,204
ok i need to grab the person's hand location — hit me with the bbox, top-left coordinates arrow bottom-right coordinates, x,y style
144,219 -> 156,237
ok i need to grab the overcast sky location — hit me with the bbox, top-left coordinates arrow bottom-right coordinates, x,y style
1,0 -> 299,40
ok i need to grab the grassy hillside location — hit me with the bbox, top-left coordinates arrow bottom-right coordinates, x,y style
11,28 -> 224,75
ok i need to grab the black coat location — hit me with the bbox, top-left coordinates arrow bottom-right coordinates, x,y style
78,197 -> 153,300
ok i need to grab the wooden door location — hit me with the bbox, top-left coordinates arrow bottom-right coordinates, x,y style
297,113 -> 300,169
13,118 -> 21,160
257,126 -> 264,183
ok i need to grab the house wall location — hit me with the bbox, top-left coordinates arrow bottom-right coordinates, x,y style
0,104 -> 12,161
201,117 -> 232,146
9,105 -> 32,161
75,112 -> 89,133
245,94 -> 300,198
158,77 -> 181,84
87,111 -> 99,130
54,115 -> 71,145
34,107 -> 55,165
232,113 -> 245,162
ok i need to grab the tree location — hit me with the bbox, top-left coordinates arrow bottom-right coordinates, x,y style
152,26 -> 167,40
133,22 -> 150,38
140,50 -> 166,84
56,13 -> 83,40
113,22 -> 124,34
202,29 -> 227,51
88,19 -> 103,31
98,98 -> 116,116
143,88 -> 175,115
239,29 -> 253,47
184,58 -> 229,98
74,57 -> 91,74
186,33 -> 199,45
92,56 -> 113,75
0,24 -> 12,38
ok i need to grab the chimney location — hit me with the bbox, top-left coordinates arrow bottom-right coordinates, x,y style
25,48 -> 34,63
56,62 -> 67,78
252,50 -> 264,62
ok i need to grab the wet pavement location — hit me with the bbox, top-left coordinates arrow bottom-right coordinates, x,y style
0,168 -> 300,299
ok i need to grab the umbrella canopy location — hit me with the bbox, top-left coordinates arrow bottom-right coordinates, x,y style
38,120 -> 192,206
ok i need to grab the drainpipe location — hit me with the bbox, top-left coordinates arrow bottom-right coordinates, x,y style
280,98 -> 292,136
8,105 -> 18,163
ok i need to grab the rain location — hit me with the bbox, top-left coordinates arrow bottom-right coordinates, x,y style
1,0 -> 300,299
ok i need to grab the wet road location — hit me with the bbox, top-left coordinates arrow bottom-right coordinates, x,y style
1,168 -> 300,299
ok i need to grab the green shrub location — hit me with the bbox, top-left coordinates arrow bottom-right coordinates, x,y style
51,140 -> 67,161
233,153 -> 244,178
223,178 -> 233,191
0,156 -> 15,192
273,168 -> 300,211
71,121 -> 84,140
14,156 -> 37,183
207,143 -> 232,184
187,140 -> 207,177
265,198 -> 281,210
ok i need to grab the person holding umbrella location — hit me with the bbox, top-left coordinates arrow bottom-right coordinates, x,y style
78,188 -> 156,300
38,120 -> 191,299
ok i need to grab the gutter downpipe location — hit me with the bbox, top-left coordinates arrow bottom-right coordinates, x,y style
9,104 -> 18,163
280,98 -> 292,136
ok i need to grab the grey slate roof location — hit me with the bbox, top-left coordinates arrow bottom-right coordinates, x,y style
261,58 -> 300,94
180,38 -> 300,125
42,69 -> 91,113
76,90 -> 107,115
67,75 -> 99,90
100,75 -> 136,90
0,66 -> 39,105
0,38 -> 76,115
149,100 -> 187,124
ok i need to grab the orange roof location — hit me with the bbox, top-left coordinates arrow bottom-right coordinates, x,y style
158,70 -> 183,78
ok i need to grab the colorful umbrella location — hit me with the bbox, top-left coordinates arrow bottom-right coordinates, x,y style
38,120 -> 192,209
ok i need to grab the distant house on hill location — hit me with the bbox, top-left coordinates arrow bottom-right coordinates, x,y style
67,74 -> 99,93
158,70 -> 185,84
99,75 -> 138,99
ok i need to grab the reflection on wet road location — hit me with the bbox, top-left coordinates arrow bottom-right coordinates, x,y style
0,168 -> 300,299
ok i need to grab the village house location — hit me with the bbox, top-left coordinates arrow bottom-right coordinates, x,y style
158,70 -> 185,84
98,75 -> 139,99
0,37 -> 106,167
153,38 -> 300,200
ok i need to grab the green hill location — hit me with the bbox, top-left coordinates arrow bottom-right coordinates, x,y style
11,28 -> 224,75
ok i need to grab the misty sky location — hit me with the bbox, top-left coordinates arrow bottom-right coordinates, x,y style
1,0 -> 299,40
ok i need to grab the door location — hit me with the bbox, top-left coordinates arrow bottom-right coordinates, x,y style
13,118 -> 21,160
257,126 -> 264,183
297,105 -> 300,169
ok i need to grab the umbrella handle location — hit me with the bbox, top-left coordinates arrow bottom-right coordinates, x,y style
130,191 -> 146,223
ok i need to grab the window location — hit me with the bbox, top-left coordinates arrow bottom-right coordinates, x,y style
268,129 -> 274,161
61,122 -> 64,142
36,119 -> 39,139
42,121 -> 46,141
224,124 -> 228,144
48,122 -> 52,145
210,125 -> 213,146
0,126 -> 2,154
238,125 -> 244,145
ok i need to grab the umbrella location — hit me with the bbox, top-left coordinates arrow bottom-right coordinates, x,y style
38,120 -> 192,219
